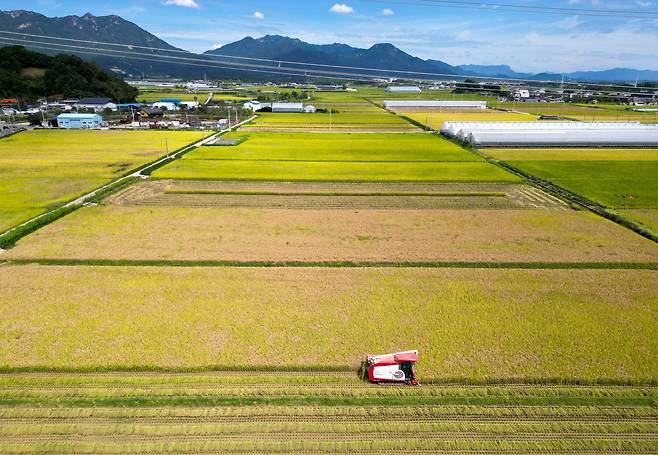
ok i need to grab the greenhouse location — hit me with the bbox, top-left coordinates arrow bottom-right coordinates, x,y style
440,121 -> 658,147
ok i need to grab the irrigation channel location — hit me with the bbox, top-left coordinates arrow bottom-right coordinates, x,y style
0,371 -> 656,454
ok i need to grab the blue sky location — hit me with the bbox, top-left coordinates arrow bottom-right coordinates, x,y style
8,0 -> 658,72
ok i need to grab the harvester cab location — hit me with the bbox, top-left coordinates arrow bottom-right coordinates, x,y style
365,350 -> 419,386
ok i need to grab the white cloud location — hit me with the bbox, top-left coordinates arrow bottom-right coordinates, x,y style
163,0 -> 199,8
252,11 -> 265,20
329,3 -> 354,14
382,8 -> 394,16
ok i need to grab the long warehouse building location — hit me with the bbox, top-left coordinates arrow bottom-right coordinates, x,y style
384,100 -> 487,109
441,121 -> 658,147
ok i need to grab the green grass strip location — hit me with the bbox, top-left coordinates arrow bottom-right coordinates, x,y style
165,190 -> 507,197
6,259 -> 657,270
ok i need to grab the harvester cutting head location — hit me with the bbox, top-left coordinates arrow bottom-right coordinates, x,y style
365,350 -> 419,385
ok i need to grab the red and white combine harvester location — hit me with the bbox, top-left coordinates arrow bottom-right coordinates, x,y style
365,350 -> 419,386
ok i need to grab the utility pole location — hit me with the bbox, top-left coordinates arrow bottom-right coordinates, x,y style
329,107 -> 332,131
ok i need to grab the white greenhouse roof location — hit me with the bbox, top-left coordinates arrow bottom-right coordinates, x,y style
441,121 -> 658,147
385,86 -> 422,92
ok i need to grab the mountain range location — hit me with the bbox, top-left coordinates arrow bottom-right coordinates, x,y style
2,10 -> 658,83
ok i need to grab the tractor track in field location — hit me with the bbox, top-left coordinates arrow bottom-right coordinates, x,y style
3,416 -> 657,424
4,432 -> 658,442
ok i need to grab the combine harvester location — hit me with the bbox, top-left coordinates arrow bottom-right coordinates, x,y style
364,350 -> 419,386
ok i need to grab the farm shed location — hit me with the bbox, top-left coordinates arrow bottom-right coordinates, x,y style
74,97 -> 117,112
384,100 -> 487,109
56,113 -> 104,129
304,105 -> 316,113
441,121 -> 658,147
272,103 -> 304,113
385,86 -> 422,93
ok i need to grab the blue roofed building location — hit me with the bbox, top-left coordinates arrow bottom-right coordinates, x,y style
56,113 -> 104,129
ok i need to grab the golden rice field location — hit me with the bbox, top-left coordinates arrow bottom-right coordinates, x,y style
0,130 -> 208,232
1,265 -> 657,381
393,109 -> 538,130
6,205 -> 658,263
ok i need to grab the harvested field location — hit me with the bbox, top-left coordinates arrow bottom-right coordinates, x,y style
6,206 -> 657,262
1,372 -> 656,455
104,180 -> 568,210
1,266 -> 657,381
0,129 -> 208,232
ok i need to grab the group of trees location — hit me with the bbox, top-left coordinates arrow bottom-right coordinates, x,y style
0,46 -> 138,102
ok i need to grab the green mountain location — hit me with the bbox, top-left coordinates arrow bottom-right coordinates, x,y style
0,45 -> 138,102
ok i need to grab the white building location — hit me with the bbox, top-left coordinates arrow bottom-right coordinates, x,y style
304,105 -> 316,113
152,102 -> 179,111
385,86 -> 421,93
74,97 -> 117,112
57,113 -> 104,129
514,89 -> 530,99
272,102 -> 304,113
180,101 -> 200,109
383,100 -> 487,109
243,101 -> 263,112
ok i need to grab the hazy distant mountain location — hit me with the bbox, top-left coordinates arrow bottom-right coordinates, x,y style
1,10 -> 657,82
457,64 -> 533,79
459,64 -> 658,84
206,35 -> 458,79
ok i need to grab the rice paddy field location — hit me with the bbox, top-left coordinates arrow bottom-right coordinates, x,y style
1,372 -> 656,454
0,129 -> 208,232
152,131 -> 517,182
243,112 -> 418,132
137,90 -> 250,103
2,92 -> 658,454
391,109 -> 538,130
7,205 -> 658,263
483,148 -> 658,209
497,102 -> 658,123
1,266 -> 657,380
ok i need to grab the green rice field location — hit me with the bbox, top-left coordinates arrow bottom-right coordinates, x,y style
249,112 -> 416,130
0,129 -> 208,232
189,132 -> 480,162
498,102 -> 658,123
154,159 -> 516,182
484,148 -> 658,209
153,130 -> 517,182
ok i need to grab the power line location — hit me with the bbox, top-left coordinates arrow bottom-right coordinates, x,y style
1,30 -> 655,90
359,0 -> 658,19
0,37 -> 374,82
